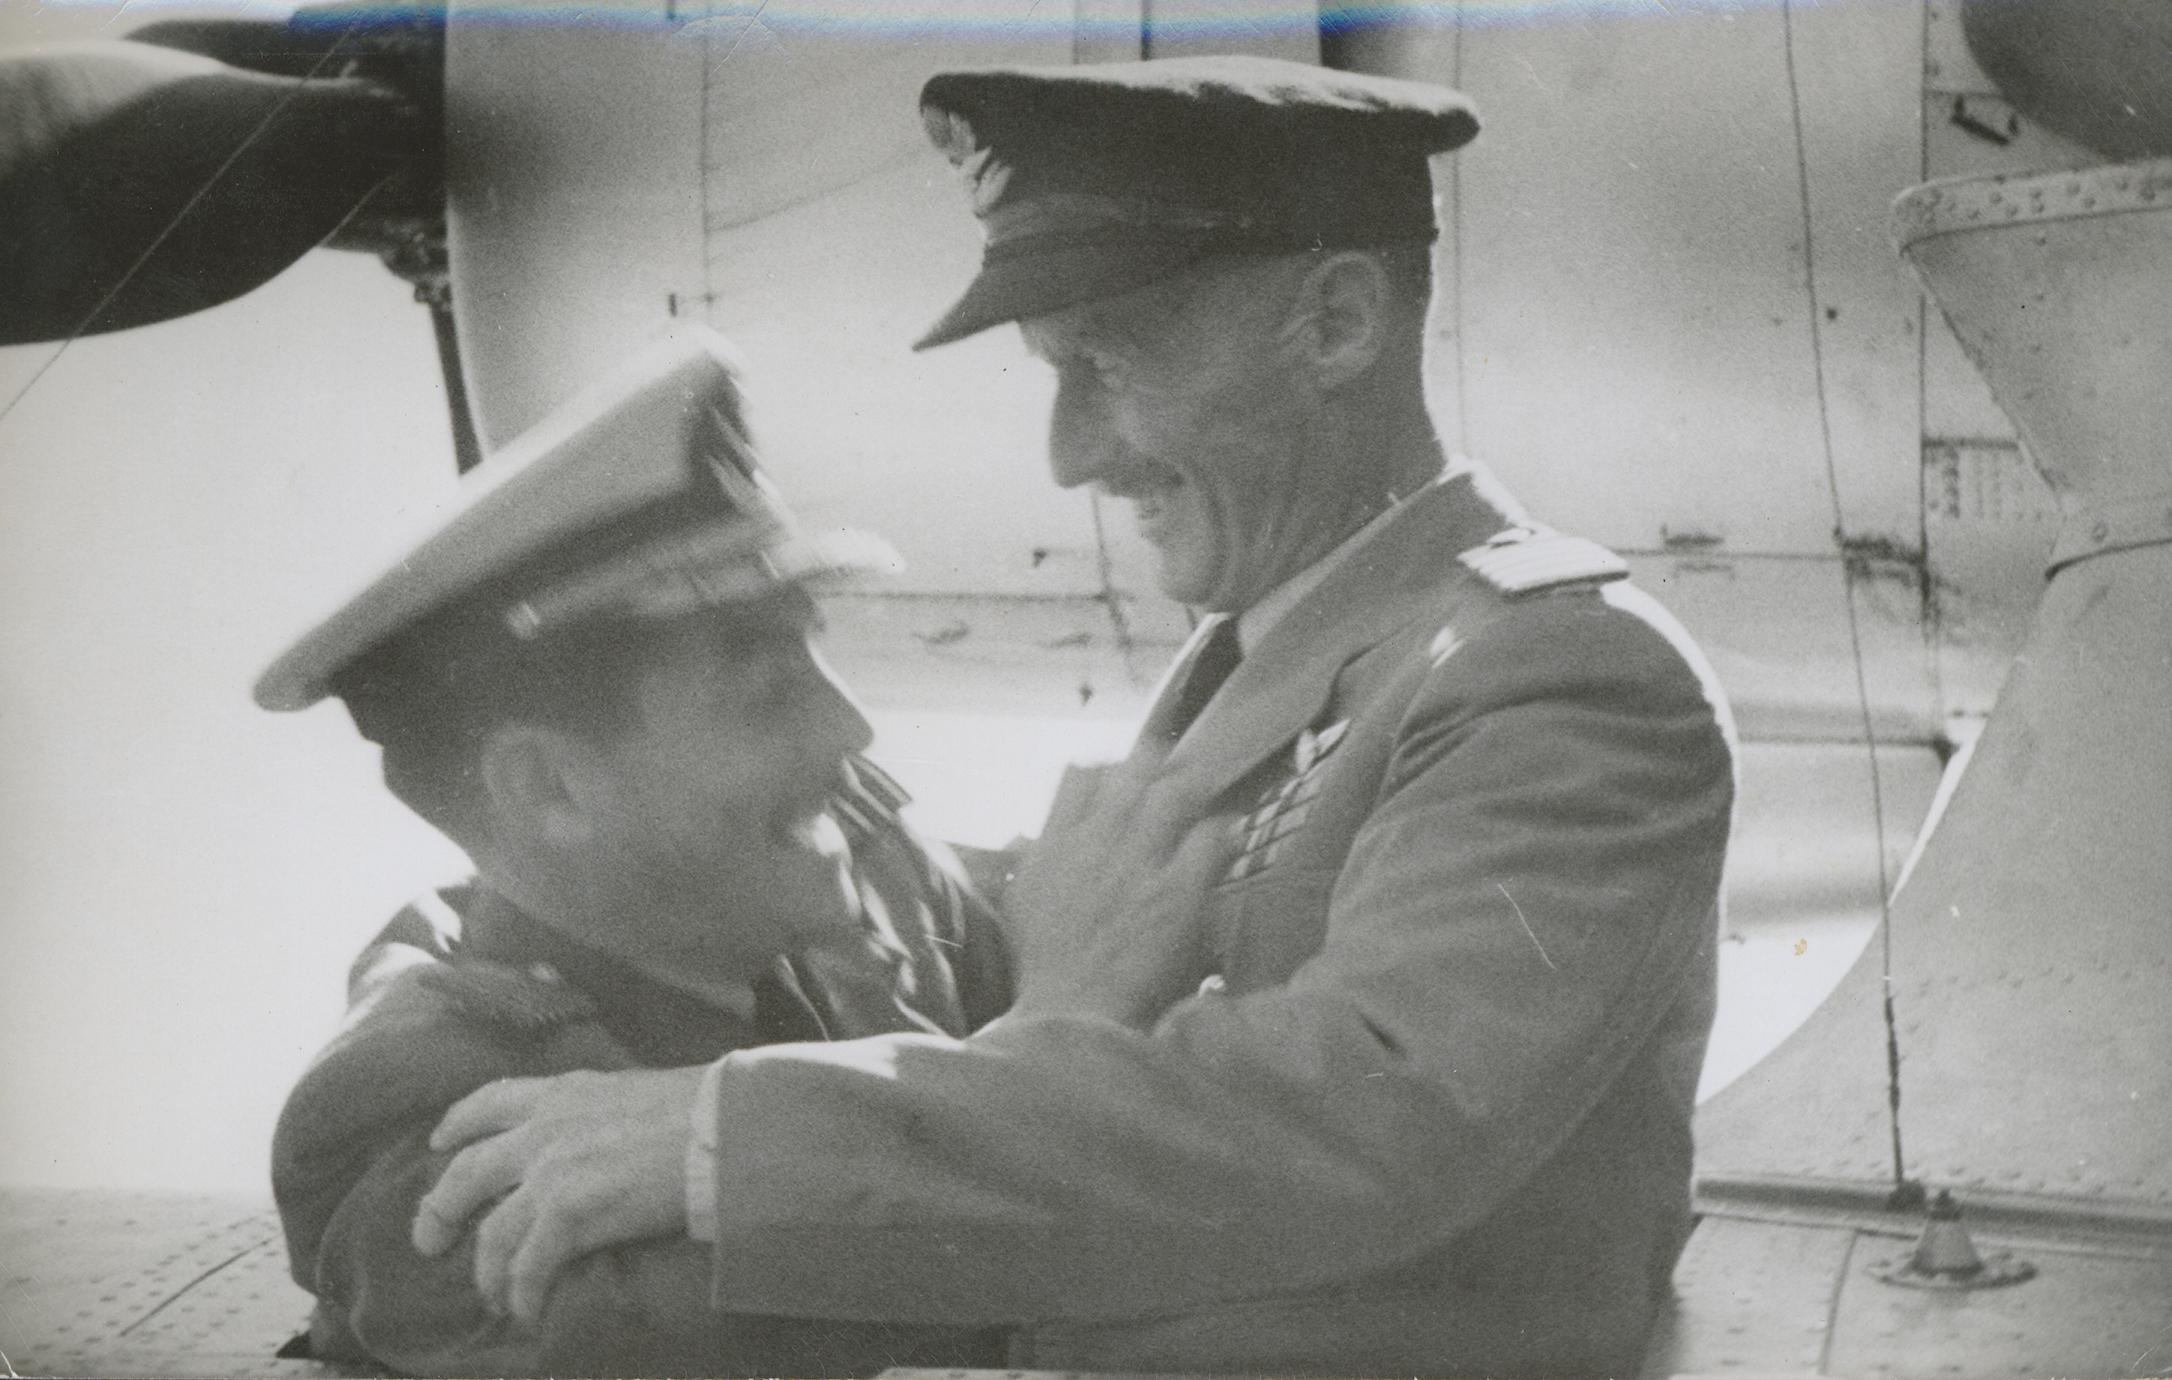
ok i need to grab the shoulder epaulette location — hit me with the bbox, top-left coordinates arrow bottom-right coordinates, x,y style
1457,526 -> 1629,595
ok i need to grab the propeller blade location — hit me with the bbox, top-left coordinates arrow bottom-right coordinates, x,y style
0,40 -> 423,345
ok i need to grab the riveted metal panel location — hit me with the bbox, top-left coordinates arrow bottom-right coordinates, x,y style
1701,546 -> 2172,1205
1641,1215 -> 1854,1378
1655,1190 -> 2172,1377
1826,1238 -> 2172,1378
0,1189 -> 319,1380
1917,0 -> 2101,445
1921,439 -> 2058,718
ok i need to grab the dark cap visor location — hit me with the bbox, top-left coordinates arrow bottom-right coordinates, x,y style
914,233 -> 1229,349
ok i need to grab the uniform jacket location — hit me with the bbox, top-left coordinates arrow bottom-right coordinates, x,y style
687,464 -> 1736,1378
270,761 -> 1012,1378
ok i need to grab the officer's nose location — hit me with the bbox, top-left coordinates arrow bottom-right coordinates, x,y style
1047,370 -> 1112,491
805,645 -> 874,759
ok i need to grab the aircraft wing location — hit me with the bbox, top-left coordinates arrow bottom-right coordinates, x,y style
0,1187 -> 322,1380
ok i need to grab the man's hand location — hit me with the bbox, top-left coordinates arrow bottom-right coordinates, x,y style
998,759 -> 1235,1029
411,1065 -> 703,1326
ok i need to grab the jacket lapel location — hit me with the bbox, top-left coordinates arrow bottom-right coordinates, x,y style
1151,470 -> 1514,804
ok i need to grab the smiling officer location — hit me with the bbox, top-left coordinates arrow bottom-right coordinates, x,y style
261,328 -> 1009,1377
413,57 -> 1736,1379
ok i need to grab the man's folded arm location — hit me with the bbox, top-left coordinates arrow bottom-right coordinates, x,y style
314,1120 -> 1006,1378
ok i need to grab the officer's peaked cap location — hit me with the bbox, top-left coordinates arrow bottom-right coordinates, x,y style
255,327 -> 897,712
915,54 -> 1478,349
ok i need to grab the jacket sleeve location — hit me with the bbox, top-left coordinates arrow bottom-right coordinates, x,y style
278,958 -> 1007,1376
310,1126 -> 1007,1378
694,589 -> 1734,1324
270,958 -> 638,1375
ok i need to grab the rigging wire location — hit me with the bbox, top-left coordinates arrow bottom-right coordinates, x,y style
1778,0 -> 1914,1202
0,20 -> 371,428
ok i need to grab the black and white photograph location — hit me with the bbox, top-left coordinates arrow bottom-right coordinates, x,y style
1,1 -> 2166,1376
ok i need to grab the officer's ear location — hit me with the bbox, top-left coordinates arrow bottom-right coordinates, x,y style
1282,250 -> 1391,391
477,722 -> 607,853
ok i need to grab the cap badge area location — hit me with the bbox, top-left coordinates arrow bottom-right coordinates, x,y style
921,108 -> 1010,217
502,399 -> 799,640
502,519 -> 787,640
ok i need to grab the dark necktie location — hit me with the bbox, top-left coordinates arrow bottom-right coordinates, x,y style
1156,614 -> 1243,747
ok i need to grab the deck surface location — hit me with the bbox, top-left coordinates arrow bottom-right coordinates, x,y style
0,1187 -> 331,1379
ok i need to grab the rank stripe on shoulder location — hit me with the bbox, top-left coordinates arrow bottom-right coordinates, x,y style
1458,527 -> 1630,595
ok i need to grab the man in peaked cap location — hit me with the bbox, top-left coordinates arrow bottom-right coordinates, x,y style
262,327 -> 1012,1377
415,57 -> 1735,1378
